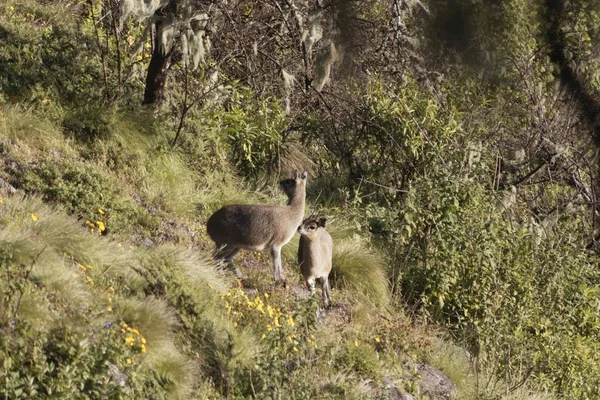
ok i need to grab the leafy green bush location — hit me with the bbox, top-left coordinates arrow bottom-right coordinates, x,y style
219,89 -> 289,178
0,205 -> 170,399
0,5 -> 104,108
398,174 -> 600,397
0,318 -> 167,399
8,160 -> 159,235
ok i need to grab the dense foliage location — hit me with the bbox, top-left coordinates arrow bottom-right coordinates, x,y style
2,0 -> 600,398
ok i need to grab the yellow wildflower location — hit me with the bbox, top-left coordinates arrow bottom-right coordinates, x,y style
132,328 -> 140,335
96,220 -> 106,232
85,220 -> 94,228
0,196 -> 3,204
261,334 -> 266,339
233,322 -> 238,328
354,340 -> 359,347
98,208 -> 105,215
141,337 -> 147,344
287,315 -> 295,327
126,358 -> 132,364
375,337 -> 381,343
266,324 -> 273,332
140,344 -> 147,353
31,213 -> 38,222
264,293 -> 269,299
125,336 -> 135,346
293,346 -> 299,352
107,306 -> 112,312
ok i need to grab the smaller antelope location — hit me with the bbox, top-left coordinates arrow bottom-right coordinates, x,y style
206,171 -> 308,286
297,214 -> 333,307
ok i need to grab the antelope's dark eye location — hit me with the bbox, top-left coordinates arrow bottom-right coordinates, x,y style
309,226 -> 316,230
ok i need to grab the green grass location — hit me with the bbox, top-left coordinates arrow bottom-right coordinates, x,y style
0,194 -> 237,397
0,107 -> 553,400
330,239 -> 391,307
0,2 -> 566,396
0,105 -> 75,157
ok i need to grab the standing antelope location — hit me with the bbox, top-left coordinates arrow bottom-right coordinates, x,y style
206,171 -> 308,286
297,214 -> 333,307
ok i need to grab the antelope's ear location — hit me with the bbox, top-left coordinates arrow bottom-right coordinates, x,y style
300,171 -> 308,180
318,217 -> 327,227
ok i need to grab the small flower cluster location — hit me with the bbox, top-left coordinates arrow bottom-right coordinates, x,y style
7,4 -> 36,22
75,263 -> 95,287
106,285 -> 115,312
73,262 -> 116,314
222,288 -> 297,335
85,208 -> 106,236
221,288 -> 318,358
121,322 -> 147,355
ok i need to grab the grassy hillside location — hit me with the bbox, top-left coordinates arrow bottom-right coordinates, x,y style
2,0 -> 600,399
0,111 -> 445,398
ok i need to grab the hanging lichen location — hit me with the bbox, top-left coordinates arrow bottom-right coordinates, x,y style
118,0 -> 213,69
301,11 -> 323,55
314,42 -> 339,92
157,15 -> 175,55
186,14 -> 209,69
118,0 -> 169,28
282,68 -> 296,113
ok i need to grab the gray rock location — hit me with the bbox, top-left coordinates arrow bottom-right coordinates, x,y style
382,378 -> 416,400
415,363 -> 458,400
0,177 -> 16,194
107,362 -> 131,395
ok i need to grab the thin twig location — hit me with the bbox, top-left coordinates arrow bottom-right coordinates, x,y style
89,0 -> 111,102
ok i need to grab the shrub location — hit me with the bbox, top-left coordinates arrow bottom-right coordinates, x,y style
398,174 -> 600,397
8,160 -> 159,236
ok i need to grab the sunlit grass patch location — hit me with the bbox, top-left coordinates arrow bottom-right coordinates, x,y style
195,169 -> 267,215
143,152 -> 202,216
0,195 -> 144,287
0,105 -> 75,157
331,240 -> 390,307
136,244 -> 230,295
149,344 -> 195,399
117,297 -> 178,346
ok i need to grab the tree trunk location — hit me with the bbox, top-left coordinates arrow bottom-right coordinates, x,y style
142,21 -> 174,106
